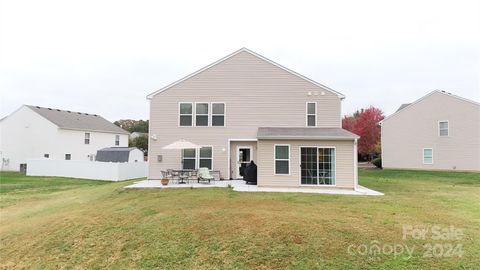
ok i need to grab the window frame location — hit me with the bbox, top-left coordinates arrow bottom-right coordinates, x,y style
423,148 -> 433,165
306,102 -> 317,127
178,102 -> 194,127
274,144 -> 290,175
84,132 -> 90,144
182,148 -> 197,170
194,102 -> 209,127
211,102 -> 226,127
438,120 -> 449,137
115,135 -> 120,146
299,146 -> 336,186
198,145 -> 213,170
182,146 -> 214,170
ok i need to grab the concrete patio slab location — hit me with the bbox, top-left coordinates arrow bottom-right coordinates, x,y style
124,180 -> 384,196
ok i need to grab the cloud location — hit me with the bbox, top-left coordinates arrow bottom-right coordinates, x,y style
1,0 -> 479,120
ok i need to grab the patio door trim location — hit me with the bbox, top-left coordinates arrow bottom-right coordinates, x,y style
227,138 -> 257,180
298,145 -> 337,187
236,146 -> 253,179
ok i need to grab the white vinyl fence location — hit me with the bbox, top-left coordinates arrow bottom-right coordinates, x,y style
27,159 -> 148,181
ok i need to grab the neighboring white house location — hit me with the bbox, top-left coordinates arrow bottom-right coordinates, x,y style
381,90 -> 480,171
130,132 -> 147,139
0,105 -> 130,171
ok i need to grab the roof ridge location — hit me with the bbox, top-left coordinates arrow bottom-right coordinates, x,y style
25,105 -> 100,117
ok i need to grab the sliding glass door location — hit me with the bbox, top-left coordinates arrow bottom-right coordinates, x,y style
300,147 -> 336,185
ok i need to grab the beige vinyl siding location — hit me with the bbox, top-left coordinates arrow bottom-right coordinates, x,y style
257,140 -> 355,188
382,91 -> 480,171
148,50 -> 342,179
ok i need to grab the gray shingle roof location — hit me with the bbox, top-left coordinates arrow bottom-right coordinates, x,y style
26,105 -> 129,134
396,103 -> 411,112
257,127 -> 359,140
96,147 -> 137,162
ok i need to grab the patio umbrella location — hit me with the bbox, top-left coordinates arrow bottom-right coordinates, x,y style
162,139 -> 198,150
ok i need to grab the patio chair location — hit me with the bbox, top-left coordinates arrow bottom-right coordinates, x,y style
189,170 -> 199,182
197,167 -> 214,183
169,169 -> 180,184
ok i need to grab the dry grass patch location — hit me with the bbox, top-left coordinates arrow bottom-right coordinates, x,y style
0,170 -> 479,269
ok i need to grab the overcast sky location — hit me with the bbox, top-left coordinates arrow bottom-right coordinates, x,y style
1,0 -> 479,121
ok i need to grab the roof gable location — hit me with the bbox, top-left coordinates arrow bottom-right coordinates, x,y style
25,105 -> 129,134
381,90 -> 480,124
146,48 -> 345,99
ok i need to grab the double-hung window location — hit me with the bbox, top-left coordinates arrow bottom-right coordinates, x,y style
115,135 -> 120,146
182,147 -> 213,170
199,146 -> 213,169
211,103 -> 225,126
179,103 -> 193,126
182,148 -> 196,169
423,148 -> 433,164
84,133 -> 90,144
439,121 -> 449,137
275,145 -> 290,175
307,102 -> 316,127
195,103 -> 209,126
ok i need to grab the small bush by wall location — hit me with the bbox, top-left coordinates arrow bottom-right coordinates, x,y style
372,157 -> 382,168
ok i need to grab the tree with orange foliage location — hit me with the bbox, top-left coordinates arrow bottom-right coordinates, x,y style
342,106 -> 384,159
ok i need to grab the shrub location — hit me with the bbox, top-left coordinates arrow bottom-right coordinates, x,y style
372,157 -> 382,168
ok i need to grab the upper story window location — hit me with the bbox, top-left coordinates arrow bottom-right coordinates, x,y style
439,121 -> 449,137
423,148 -> 433,164
115,135 -> 120,146
212,103 -> 225,126
195,103 -> 209,126
306,102 -> 316,127
275,144 -> 290,175
179,103 -> 193,126
84,133 -> 90,144
65,154 -> 71,160
179,102 -> 225,127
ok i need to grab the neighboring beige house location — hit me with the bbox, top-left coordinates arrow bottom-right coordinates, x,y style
147,48 -> 360,189
0,105 -> 130,171
381,90 -> 480,171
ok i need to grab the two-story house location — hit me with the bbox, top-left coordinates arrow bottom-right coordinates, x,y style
147,48 -> 360,189
0,105 -> 130,171
381,90 -> 480,171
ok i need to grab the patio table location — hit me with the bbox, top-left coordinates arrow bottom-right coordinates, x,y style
173,169 -> 193,184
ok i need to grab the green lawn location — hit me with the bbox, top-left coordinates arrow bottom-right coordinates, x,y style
0,170 -> 479,269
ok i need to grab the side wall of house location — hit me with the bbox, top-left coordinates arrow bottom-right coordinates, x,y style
0,106 -> 59,171
257,139 -> 356,188
55,129 -> 129,161
382,92 -> 480,171
148,51 -> 342,179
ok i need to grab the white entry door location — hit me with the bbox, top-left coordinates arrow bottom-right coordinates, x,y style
236,146 -> 253,179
